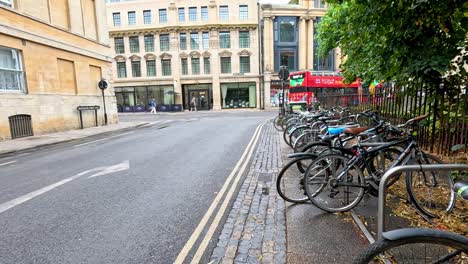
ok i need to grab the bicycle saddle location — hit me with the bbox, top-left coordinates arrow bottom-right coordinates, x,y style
318,134 -> 339,144
344,127 -> 368,135
328,127 -> 347,135
454,181 -> 468,200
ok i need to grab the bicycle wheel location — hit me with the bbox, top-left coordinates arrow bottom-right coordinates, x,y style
406,153 -> 456,218
304,154 -> 366,212
293,130 -> 320,152
273,116 -> 284,131
364,147 -> 403,196
353,228 -> 468,264
283,123 -> 297,147
289,125 -> 311,149
277,154 -> 318,203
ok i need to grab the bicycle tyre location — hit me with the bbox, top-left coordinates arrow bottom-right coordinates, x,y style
283,123 -> 297,147
273,116 -> 284,131
353,228 -> 468,264
406,153 -> 456,218
277,154 -> 318,203
289,125 -> 310,149
304,154 -> 366,212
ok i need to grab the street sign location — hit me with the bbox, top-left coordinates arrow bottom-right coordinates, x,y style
77,105 -> 100,111
98,79 -> 108,90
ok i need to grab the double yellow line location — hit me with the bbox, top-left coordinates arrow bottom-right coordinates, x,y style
175,122 -> 265,264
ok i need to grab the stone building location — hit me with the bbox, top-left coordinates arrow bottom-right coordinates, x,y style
0,0 -> 117,141
261,0 -> 342,109
106,0 -> 262,111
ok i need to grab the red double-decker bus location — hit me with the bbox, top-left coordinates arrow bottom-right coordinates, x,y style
288,70 -> 360,108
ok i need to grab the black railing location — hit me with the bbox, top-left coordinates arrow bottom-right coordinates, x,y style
9,114 -> 33,139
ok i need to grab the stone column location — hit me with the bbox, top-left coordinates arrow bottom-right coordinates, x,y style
210,30 -> 221,110
306,18 -> 315,69
298,17 -> 307,70
263,17 -> 274,72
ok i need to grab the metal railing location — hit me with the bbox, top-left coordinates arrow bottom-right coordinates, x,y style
377,164 -> 468,238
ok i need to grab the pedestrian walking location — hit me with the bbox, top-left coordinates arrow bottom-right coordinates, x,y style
150,98 -> 157,114
190,97 -> 197,112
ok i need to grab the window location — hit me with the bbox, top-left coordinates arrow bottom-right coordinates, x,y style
190,33 -> 199,50
179,33 -> 187,50
239,5 -> 248,20
0,0 -> 12,7
178,8 -> 185,22
146,60 -> 156,76
117,61 -> 127,78
128,11 -> 136,25
143,10 -> 151,24
189,7 -> 197,21
219,31 -> 230,49
314,0 -> 325,8
144,35 -> 154,52
202,32 -> 209,49
240,56 -> 250,73
131,61 -> 141,77
221,82 -> 256,108
219,5 -> 228,20
220,57 -> 231,73
162,59 -> 171,76
159,9 -> 167,23
160,34 -> 169,51
114,37 -> 125,54
239,31 -> 250,48
129,36 -> 140,53
201,6 -> 208,21
0,47 -> 25,92
113,13 -> 121,26
181,58 -> 188,75
203,57 -> 210,74
278,18 -> 297,43
191,58 -> 200,75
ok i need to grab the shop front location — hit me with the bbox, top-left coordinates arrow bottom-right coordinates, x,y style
221,82 -> 257,109
182,84 -> 212,111
115,85 -> 181,112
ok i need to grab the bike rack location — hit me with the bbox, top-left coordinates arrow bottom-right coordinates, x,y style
377,164 -> 468,239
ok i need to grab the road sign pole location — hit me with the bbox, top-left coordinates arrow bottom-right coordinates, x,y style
101,89 -> 108,125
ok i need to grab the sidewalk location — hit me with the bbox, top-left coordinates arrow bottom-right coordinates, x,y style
210,122 -> 370,263
0,121 -> 150,157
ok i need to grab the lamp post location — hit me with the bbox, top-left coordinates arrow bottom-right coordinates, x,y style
98,79 -> 108,125
278,56 -> 289,116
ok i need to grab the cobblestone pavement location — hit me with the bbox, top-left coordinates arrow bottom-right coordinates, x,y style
210,122 -> 286,264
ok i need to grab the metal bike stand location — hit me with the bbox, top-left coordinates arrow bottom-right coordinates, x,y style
377,164 -> 468,239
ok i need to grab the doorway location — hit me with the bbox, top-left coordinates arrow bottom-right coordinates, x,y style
183,84 -> 212,111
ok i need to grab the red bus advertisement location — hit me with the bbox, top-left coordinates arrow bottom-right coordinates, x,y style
288,70 -> 360,108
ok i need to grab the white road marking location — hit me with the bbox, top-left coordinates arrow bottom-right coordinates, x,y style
190,123 -> 265,264
73,132 -> 133,147
0,161 -> 131,214
88,160 -> 129,178
0,161 -> 16,167
174,122 -> 264,264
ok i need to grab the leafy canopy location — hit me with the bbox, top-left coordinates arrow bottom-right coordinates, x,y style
316,0 -> 468,87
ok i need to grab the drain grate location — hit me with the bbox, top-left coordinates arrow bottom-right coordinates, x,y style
258,172 -> 272,183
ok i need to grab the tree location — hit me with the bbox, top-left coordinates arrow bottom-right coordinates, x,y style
316,0 -> 468,90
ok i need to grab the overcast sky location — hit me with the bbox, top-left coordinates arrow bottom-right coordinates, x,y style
259,0 -> 290,4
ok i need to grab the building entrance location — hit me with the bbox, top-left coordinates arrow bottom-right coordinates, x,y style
183,84 -> 212,110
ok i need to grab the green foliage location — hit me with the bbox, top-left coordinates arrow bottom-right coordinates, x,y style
288,0 -> 299,4
317,0 -> 468,89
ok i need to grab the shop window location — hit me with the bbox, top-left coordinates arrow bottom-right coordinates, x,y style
221,83 -> 256,108
0,47 -> 25,92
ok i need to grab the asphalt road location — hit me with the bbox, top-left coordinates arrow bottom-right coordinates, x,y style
0,111 -> 273,264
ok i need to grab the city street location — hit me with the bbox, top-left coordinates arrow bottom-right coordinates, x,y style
0,111 -> 274,264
